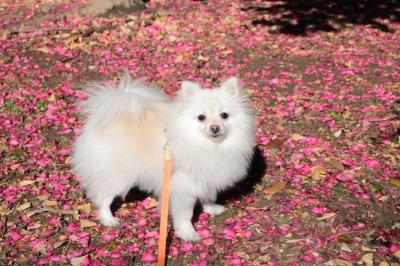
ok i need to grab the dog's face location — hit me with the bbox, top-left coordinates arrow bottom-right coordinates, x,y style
190,94 -> 230,143
176,77 -> 250,144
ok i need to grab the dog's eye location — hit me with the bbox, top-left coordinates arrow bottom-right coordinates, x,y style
197,114 -> 206,121
220,112 -> 229,119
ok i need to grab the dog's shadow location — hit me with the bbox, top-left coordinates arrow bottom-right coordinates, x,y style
193,145 -> 267,218
110,187 -> 148,215
218,145 -> 266,203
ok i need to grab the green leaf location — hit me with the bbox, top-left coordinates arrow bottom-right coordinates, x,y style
37,101 -> 48,110
372,183 -> 382,191
12,149 -> 22,157
0,145 -> 8,153
4,100 -> 15,109
330,112 -> 340,121
11,106 -> 22,115
3,100 -> 22,115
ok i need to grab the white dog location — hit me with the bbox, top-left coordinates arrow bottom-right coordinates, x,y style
73,73 -> 255,241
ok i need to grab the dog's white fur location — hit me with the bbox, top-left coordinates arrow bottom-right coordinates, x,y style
73,72 -> 255,241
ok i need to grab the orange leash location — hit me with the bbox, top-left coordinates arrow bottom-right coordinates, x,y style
157,145 -> 172,266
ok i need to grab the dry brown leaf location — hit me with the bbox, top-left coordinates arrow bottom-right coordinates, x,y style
254,184 -> 264,191
291,133 -> 305,141
27,223 -> 42,230
317,212 -> 336,220
361,246 -> 376,252
264,181 -> 287,196
341,243 -> 352,252
333,129 -> 343,138
390,177 -> 400,187
311,165 -> 326,181
221,49 -> 233,56
378,261 -> 390,266
1,209 -> 12,216
379,195 -> 389,202
144,197 -> 157,209
286,238 -> 310,243
361,253 -> 373,266
10,163 -> 20,171
71,255 -> 87,266
198,55 -> 209,62
53,240 -> 67,249
329,158 -> 345,171
43,200 -> 58,206
334,258 -> 353,266
65,156 -> 73,165
16,202 -> 31,211
0,203 -> 8,210
38,46 -> 49,53
80,219 -> 97,228
77,203 -> 91,214
119,208 -> 130,215
27,207 -> 77,217
337,235 -> 352,244
1,30 -> 9,41
43,207 -> 77,215
37,194 -> 50,201
18,180 -> 35,186
265,138 -> 286,150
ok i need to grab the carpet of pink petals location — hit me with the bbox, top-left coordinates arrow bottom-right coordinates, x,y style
1,0 -> 399,265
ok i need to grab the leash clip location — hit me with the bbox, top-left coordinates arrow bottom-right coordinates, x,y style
164,136 -> 169,149
163,129 -> 171,160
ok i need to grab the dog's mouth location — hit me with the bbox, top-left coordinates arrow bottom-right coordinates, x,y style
210,132 -> 222,138
207,132 -> 226,143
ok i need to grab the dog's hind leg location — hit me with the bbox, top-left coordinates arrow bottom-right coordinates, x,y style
95,195 -> 120,226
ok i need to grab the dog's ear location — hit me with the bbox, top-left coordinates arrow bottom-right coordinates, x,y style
179,81 -> 201,101
221,77 -> 244,97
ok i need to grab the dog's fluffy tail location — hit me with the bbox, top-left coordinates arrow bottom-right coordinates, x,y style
82,71 -> 170,128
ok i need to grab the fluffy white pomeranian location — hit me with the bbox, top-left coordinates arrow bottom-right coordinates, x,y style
73,72 -> 255,241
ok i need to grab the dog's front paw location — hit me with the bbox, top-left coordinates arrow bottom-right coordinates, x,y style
175,226 -> 201,241
203,204 -> 225,215
100,215 -> 120,227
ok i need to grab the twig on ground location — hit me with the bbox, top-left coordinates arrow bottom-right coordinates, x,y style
234,204 -> 272,211
5,27 -> 73,35
27,207 -> 77,217
369,115 -> 397,122
61,52 -> 81,63
79,17 -> 134,37
0,4 -> 27,8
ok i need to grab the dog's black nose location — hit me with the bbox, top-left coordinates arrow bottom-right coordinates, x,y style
210,125 -> 220,134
